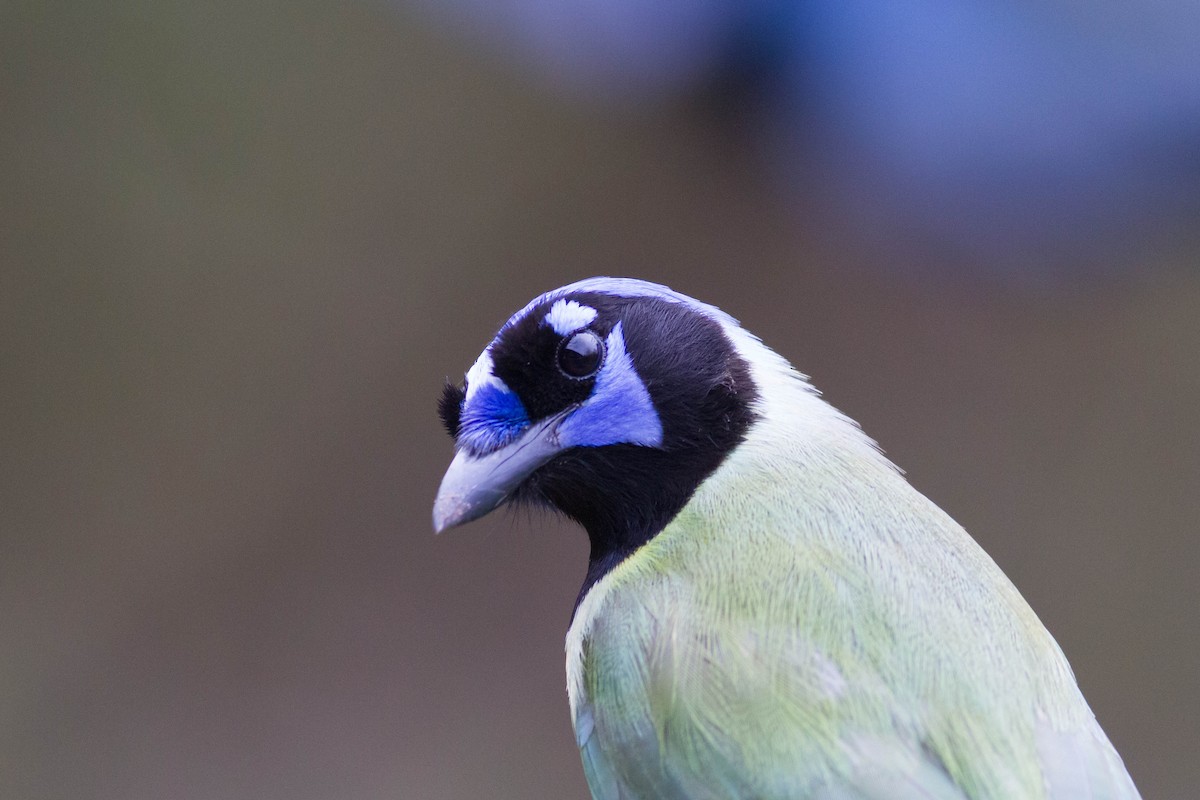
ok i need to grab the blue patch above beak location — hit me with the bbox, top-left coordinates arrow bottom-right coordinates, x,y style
457,381 -> 531,456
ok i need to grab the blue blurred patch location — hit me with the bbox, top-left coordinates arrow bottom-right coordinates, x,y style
404,0 -> 1200,278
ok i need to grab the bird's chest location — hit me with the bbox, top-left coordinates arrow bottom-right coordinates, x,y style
564,564 -> 671,753
564,569 -> 624,736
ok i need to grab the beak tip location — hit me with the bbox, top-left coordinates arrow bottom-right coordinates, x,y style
431,496 -> 461,535
432,486 -> 508,534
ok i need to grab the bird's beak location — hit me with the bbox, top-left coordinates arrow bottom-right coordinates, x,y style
432,415 -> 565,533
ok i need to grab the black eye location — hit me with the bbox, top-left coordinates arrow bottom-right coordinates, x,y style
556,330 -> 604,379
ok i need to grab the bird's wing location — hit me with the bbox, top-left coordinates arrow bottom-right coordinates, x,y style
1036,719 -> 1142,800
807,738 -> 969,800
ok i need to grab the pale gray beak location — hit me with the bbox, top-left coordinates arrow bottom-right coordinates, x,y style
432,415 -> 566,533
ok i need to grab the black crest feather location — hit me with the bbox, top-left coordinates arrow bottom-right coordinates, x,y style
438,380 -> 464,437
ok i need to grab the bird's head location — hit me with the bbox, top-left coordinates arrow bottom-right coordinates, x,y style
433,278 -> 764,575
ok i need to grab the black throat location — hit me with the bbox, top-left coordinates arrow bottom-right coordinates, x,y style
513,298 -> 759,617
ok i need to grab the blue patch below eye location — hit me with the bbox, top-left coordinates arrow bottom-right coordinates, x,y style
558,324 -> 663,450
457,382 -> 531,455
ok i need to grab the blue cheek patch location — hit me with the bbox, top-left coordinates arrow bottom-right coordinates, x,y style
558,323 -> 663,450
457,381 -> 531,455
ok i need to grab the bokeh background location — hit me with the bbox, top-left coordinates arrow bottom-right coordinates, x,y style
3,2 -> 1198,798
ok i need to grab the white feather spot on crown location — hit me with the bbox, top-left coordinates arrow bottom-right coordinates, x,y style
544,299 -> 598,336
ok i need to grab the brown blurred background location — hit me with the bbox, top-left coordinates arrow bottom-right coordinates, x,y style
2,3 -> 1198,799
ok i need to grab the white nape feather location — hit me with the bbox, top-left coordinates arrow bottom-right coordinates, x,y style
716,320 -> 901,480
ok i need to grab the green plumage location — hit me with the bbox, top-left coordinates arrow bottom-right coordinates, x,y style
565,337 -> 1138,800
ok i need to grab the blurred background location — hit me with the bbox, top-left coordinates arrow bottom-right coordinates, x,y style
2,1 -> 1198,798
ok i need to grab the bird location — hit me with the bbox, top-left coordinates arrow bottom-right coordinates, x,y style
432,277 -> 1141,800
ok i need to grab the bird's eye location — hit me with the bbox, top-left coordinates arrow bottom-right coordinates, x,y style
557,330 -> 604,379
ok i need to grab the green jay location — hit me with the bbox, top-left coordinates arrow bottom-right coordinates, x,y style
434,278 -> 1140,800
